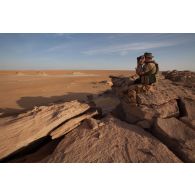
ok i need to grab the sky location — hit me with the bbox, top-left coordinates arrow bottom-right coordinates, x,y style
0,33 -> 195,70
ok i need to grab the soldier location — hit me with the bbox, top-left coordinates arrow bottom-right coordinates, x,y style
136,52 -> 159,85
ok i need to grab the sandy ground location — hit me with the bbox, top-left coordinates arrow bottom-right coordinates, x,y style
0,70 -> 131,117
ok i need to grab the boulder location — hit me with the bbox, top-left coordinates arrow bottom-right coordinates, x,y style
110,76 -> 180,124
179,98 -> 195,121
153,117 -> 195,162
180,117 -> 195,129
42,116 -> 181,163
162,70 -> 195,89
163,70 -> 195,82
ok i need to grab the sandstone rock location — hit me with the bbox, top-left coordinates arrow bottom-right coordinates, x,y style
110,77 -> 180,121
192,120 -> 195,129
99,80 -> 112,86
120,97 -> 179,124
50,109 -> 98,139
84,118 -> 99,130
136,89 -> 178,105
121,101 -> 155,123
0,100 -> 92,160
153,117 -> 195,162
180,117 -> 195,129
136,120 -> 152,129
98,122 -> 105,127
179,98 -> 195,121
163,70 -> 195,82
94,96 -> 120,115
163,70 -> 195,89
42,116 -> 181,163
8,139 -> 62,163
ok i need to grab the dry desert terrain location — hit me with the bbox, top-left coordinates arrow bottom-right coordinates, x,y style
0,69 -> 194,163
0,70 -> 130,117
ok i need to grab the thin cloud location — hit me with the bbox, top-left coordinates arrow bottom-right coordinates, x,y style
44,43 -> 71,52
82,40 -> 182,56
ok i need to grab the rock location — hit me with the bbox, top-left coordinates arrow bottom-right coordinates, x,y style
121,101 -> 155,123
94,96 -> 120,116
153,117 -> 195,162
98,122 -> 105,127
163,70 -> 195,89
192,120 -> 195,129
42,116 -> 181,163
111,103 -> 126,121
8,139 -> 62,163
84,118 -> 99,130
163,70 -> 195,82
50,109 -> 98,139
179,98 -> 195,121
106,81 -> 113,86
0,100 -> 92,160
136,120 -> 152,129
99,80 -> 108,84
121,99 -> 179,124
109,75 -> 195,126
180,117 -> 195,129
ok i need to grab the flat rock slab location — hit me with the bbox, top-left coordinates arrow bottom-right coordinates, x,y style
0,100 -> 90,160
153,117 -> 195,162
50,109 -> 98,139
42,116 -> 181,163
136,90 -> 178,106
180,98 -> 195,121
121,99 -> 179,124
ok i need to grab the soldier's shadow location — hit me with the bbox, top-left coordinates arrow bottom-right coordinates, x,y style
0,92 -> 94,118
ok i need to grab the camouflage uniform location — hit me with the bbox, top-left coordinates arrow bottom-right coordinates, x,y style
136,64 -> 143,75
134,52 -> 159,85
141,61 -> 157,85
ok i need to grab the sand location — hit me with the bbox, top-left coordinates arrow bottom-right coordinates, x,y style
0,70 -> 131,117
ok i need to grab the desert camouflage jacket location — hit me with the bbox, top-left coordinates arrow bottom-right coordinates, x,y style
142,62 -> 157,75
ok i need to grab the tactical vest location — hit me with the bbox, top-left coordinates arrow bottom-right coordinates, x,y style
141,61 -> 159,85
144,61 -> 159,75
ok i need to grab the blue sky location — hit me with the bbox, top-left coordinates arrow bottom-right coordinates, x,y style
0,33 -> 195,70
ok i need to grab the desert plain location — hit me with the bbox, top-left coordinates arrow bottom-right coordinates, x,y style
0,69 -> 194,163
0,70 -> 129,117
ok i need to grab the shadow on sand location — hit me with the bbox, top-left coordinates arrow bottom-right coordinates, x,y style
0,92 -> 95,118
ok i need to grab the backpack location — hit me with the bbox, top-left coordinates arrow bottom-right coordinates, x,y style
141,61 -> 159,85
151,61 -> 159,75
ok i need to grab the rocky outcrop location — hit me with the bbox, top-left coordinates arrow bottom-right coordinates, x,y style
179,98 -> 195,120
1,70 -> 194,163
110,71 -> 195,162
110,76 -> 180,124
153,117 -> 195,162
163,70 -> 195,88
42,116 -> 181,163
0,100 -> 98,160
50,109 -> 98,139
